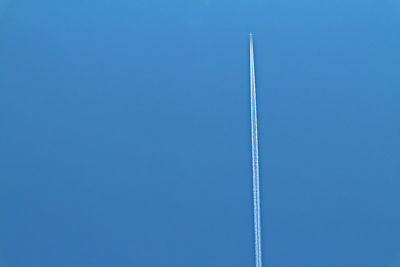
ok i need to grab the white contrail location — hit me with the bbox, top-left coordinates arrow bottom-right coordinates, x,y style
250,33 -> 262,267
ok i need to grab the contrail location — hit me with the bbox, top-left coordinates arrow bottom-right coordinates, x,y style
250,32 -> 262,267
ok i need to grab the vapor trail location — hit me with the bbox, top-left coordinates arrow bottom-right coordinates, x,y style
250,33 -> 262,267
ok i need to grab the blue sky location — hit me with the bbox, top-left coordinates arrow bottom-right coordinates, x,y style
1,0 -> 399,266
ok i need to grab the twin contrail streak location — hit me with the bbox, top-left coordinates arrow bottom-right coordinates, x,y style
250,33 -> 262,267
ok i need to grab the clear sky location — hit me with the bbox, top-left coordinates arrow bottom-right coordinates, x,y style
1,0 -> 399,266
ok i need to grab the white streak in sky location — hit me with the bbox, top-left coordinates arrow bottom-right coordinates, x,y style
250,33 -> 262,267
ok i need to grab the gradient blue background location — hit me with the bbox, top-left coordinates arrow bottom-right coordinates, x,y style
1,0 -> 400,266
